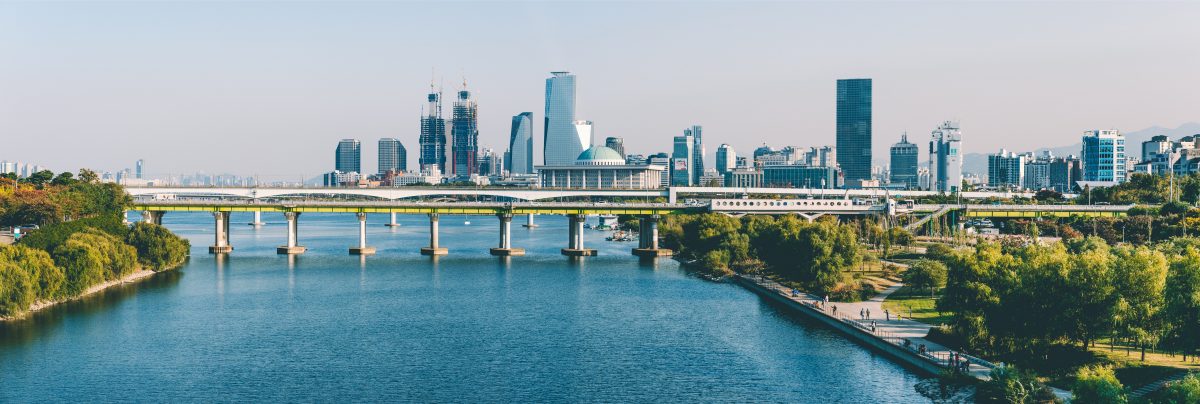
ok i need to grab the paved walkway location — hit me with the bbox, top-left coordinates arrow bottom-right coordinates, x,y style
748,276 -> 996,380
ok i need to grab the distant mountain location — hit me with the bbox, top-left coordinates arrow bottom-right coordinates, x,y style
959,122 -> 1200,175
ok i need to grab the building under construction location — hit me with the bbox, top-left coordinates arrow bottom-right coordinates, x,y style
419,86 -> 447,174
450,85 -> 479,177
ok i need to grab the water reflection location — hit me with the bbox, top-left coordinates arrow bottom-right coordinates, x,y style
0,270 -> 183,348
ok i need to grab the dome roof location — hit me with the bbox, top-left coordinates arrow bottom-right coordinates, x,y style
575,146 -> 625,166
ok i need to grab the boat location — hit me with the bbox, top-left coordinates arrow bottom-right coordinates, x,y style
464,220 -> 471,225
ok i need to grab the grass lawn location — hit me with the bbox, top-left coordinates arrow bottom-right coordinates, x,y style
881,285 -> 953,326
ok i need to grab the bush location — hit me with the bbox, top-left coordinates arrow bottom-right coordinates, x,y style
0,245 -> 64,300
903,259 -> 948,297
52,228 -> 137,296
125,222 -> 190,271
18,215 -> 128,252
1072,365 -> 1126,404
976,365 -> 1059,404
1147,374 -> 1200,404
0,260 -> 36,317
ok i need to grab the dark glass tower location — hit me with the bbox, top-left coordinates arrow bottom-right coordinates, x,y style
836,78 -> 872,185
378,138 -> 406,175
889,133 -> 918,189
419,88 -> 447,174
450,87 -> 479,177
506,112 -> 534,174
335,139 -> 361,173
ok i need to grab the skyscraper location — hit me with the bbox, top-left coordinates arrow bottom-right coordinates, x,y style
716,144 -> 736,174
685,125 -> 704,184
378,138 -> 406,175
836,78 -> 872,184
450,86 -> 479,177
135,159 -> 144,179
573,120 -> 594,151
671,134 -> 694,186
889,134 -> 918,189
506,112 -> 534,175
419,86 -> 447,174
335,139 -> 362,174
544,72 -> 584,166
987,149 -> 1025,189
929,121 -> 963,193
1082,129 -> 1127,183
605,137 -> 625,158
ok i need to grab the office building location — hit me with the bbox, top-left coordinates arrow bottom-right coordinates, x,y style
543,72 -> 585,166
724,168 -> 763,188
574,120 -> 594,150
605,137 -> 625,158
450,87 -> 479,177
378,138 -> 406,175
1081,130 -> 1126,183
715,144 -> 736,174
929,121 -> 963,193
889,134 -> 918,189
648,153 -> 671,187
987,149 -> 1025,189
135,159 -> 144,179
419,87 -> 447,173
335,139 -> 362,174
536,146 -> 665,189
479,148 -> 502,176
671,134 -> 694,186
1049,156 -> 1082,193
685,125 -> 704,184
763,165 -> 838,189
505,112 -> 534,175
836,78 -> 872,184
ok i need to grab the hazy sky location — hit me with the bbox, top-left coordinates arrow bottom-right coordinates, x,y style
2,1 -> 1198,180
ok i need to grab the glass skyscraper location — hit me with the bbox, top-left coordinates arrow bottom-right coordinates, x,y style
685,125 -> 704,184
836,78 -> 872,184
335,139 -> 361,174
1082,129 -> 1126,183
506,112 -> 534,174
450,88 -> 479,177
604,137 -> 625,158
889,133 -> 918,189
929,121 -> 963,193
671,134 -> 694,186
419,88 -> 447,174
543,72 -> 584,166
378,138 -> 406,175
715,144 -> 735,174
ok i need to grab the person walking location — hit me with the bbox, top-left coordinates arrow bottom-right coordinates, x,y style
859,308 -> 865,320
866,308 -> 871,320
885,309 -> 890,321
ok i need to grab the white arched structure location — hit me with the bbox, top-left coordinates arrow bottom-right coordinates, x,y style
125,186 -> 667,201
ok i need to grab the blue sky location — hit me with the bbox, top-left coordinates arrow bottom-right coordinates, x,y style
2,1 -> 1197,179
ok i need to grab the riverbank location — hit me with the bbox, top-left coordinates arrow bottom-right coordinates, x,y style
0,267 -> 161,322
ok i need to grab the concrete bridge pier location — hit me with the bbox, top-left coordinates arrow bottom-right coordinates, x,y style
385,212 -> 400,227
490,213 -> 525,256
420,213 -> 448,255
209,211 -> 233,253
562,214 -> 597,256
277,212 -> 306,254
247,210 -> 265,226
349,212 -> 376,255
142,210 -> 164,226
633,215 -> 672,257
522,213 -> 538,228
798,213 -> 825,223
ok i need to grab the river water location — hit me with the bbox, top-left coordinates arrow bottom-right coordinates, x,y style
0,212 -> 933,402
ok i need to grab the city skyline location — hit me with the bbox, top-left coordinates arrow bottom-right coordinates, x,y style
2,2 -> 1198,179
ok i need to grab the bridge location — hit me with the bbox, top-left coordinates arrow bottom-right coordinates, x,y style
124,185 -> 1051,204
128,192 -> 1134,258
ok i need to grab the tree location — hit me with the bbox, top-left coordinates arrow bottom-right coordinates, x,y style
1163,250 -> 1200,361
977,365 -> 1057,404
1072,365 -> 1127,404
77,169 -> 99,184
1111,246 -> 1168,361
904,259 -> 948,297
50,172 -> 76,186
0,260 -> 36,316
125,222 -> 191,271
1034,189 -> 1064,202
0,245 -> 64,300
24,170 -> 53,186
1149,374 -> 1200,404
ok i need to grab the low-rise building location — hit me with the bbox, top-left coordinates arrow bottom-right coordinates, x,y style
536,146 -> 665,189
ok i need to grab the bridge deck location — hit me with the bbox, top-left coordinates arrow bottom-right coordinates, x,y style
131,200 -> 693,215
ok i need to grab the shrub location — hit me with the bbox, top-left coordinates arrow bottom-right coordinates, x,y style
1072,365 -> 1126,404
18,215 -> 128,252
1147,374 -> 1200,404
0,260 -> 36,316
125,222 -> 190,271
0,245 -> 64,300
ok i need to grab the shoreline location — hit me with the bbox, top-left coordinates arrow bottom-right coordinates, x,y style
0,268 -> 160,322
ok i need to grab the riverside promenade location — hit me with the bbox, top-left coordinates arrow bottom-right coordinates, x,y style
736,274 -> 996,380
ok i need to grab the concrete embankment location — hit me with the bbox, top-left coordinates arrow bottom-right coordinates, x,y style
734,275 -> 961,377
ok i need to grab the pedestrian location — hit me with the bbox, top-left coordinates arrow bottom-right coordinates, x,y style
866,308 -> 871,320
885,309 -> 890,321
833,305 -> 838,315
859,308 -> 865,319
